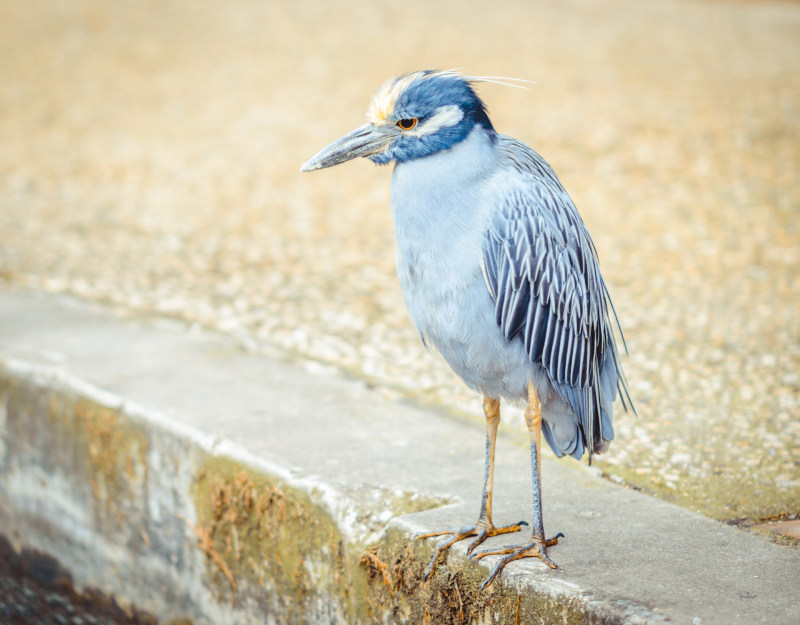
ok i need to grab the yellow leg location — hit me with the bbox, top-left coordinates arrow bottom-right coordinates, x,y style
417,395 -> 527,580
525,381 -> 542,476
473,382 -> 563,589
480,395 -> 500,527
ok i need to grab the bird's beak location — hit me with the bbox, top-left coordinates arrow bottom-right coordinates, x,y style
300,123 -> 394,172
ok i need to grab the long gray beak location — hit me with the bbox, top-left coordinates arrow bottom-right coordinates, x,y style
300,123 -> 394,172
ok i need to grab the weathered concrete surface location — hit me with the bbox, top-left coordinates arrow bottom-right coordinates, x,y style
1,288 -> 798,624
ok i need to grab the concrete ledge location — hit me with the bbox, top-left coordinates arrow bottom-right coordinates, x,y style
1,289 -> 798,624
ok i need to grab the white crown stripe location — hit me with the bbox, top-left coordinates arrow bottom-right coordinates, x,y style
367,71 -> 534,124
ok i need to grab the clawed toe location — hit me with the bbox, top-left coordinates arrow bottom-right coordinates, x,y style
466,520 -> 527,555
475,532 -> 564,589
417,520 -> 527,580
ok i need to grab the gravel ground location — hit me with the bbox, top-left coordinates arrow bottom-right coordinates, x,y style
0,0 -> 797,525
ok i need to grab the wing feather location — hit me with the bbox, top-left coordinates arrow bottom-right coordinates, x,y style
482,135 -> 633,456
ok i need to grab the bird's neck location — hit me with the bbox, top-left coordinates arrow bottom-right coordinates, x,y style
391,126 -> 497,223
390,126 -> 498,289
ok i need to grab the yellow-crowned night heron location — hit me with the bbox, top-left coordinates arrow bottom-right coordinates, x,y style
301,70 -> 633,588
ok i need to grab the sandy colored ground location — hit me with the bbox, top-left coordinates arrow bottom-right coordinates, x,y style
0,0 -> 797,525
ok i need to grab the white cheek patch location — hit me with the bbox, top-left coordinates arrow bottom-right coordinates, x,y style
410,105 -> 464,137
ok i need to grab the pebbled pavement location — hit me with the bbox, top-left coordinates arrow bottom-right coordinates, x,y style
0,0 -> 797,529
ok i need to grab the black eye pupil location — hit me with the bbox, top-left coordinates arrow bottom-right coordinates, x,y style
399,118 -> 416,130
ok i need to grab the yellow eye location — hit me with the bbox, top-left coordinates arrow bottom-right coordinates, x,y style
397,118 -> 418,131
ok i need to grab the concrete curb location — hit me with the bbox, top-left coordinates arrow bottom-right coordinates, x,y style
1,289 -> 798,624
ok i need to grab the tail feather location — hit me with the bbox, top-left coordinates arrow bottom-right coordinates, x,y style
543,343 -> 619,460
542,409 -> 584,460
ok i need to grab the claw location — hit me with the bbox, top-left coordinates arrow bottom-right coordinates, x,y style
475,532 -> 564,589
417,520 -> 527,580
466,520 -> 528,558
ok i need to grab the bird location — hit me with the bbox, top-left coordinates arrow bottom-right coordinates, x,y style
301,70 -> 633,588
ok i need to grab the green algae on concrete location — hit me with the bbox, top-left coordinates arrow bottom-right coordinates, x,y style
190,456 -> 356,623
72,397 -> 150,529
384,488 -> 453,518
358,527 -> 596,625
595,445 -> 800,526
1,371 -> 149,532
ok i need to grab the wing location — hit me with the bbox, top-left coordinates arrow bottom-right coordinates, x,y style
482,136 -> 632,454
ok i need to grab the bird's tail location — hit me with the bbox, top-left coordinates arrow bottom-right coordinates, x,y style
543,342 -> 619,461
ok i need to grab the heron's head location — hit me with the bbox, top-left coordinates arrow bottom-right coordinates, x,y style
300,70 -> 497,172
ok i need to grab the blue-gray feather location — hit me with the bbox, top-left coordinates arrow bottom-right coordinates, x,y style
482,136 -> 632,457
301,71 -> 634,579
304,70 -> 634,463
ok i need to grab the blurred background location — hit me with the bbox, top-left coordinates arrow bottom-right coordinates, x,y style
0,0 -> 797,528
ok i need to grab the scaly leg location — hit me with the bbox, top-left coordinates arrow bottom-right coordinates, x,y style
418,395 -> 527,580
473,382 -> 564,589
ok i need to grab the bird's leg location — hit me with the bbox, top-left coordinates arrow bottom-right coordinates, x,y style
478,396 -> 502,531
473,382 -> 564,589
469,397 -> 530,550
417,395 -> 527,581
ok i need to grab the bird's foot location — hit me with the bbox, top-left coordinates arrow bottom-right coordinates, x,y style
417,520 -> 528,581
473,532 -> 564,589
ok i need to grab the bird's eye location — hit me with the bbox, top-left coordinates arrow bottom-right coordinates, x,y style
397,118 -> 418,130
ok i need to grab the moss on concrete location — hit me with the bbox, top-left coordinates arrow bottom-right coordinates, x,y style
0,366 -> 629,624
386,489 -> 453,517
190,456 -> 355,622
595,457 -> 800,527
1,372 -> 149,531
358,527 -> 596,625
72,397 -> 150,528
